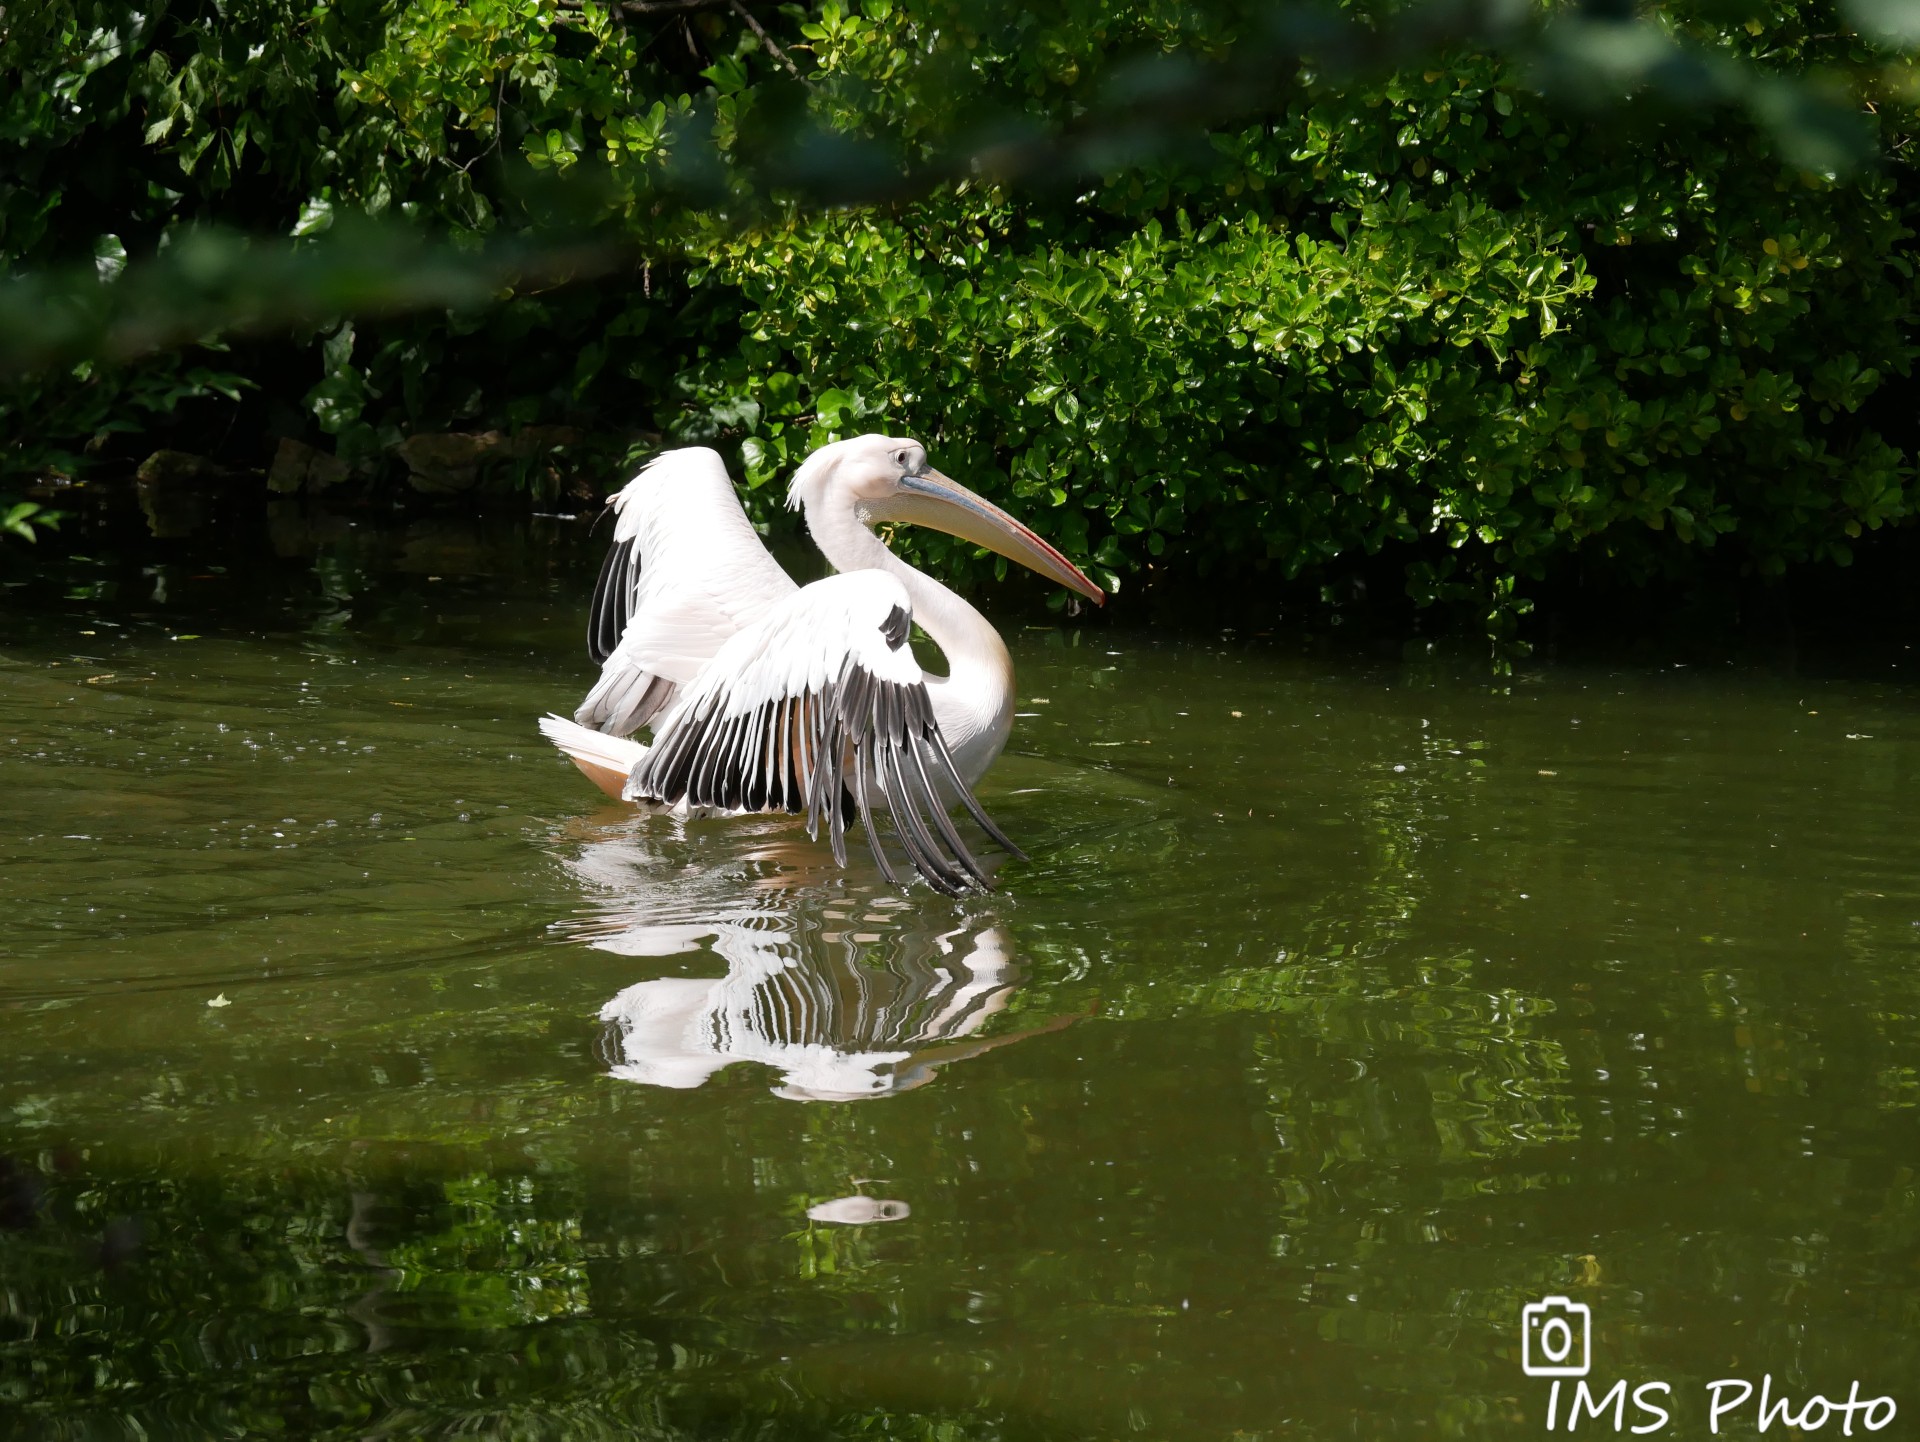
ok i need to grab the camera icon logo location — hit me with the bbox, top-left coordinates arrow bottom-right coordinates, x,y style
1521,1296 -> 1592,1377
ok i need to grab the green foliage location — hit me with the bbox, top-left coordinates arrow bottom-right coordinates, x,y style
1,499 -> 61,541
2,0 -> 1916,633
695,179 -> 1598,596
678,20 -> 1918,616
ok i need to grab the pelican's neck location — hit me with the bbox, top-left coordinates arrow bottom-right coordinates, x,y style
806,501 -> 1012,714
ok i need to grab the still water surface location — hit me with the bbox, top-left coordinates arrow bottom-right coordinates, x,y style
3,515 -> 1919,1439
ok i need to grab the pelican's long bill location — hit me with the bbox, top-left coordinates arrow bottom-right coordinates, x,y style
869,469 -> 1106,604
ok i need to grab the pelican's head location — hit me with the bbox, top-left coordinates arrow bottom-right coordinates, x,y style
789,434 -> 1105,604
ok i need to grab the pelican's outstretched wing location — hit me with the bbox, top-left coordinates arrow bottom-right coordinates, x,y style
628,571 -> 1023,897
577,447 -> 798,735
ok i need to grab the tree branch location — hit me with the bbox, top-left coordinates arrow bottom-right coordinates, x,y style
555,0 -> 814,86
728,0 -> 810,85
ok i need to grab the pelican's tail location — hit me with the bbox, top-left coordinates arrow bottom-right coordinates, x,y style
540,713 -> 647,802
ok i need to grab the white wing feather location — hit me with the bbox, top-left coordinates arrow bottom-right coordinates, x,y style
628,572 -> 1021,896
654,571 -> 923,723
577,447 -> 797,734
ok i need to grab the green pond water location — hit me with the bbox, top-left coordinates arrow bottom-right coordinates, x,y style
3,511 -> 1919,1441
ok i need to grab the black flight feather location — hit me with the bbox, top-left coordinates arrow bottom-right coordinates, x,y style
627,643 -> 1023,895
879,604 -> 911,651
587,536 -> 635,665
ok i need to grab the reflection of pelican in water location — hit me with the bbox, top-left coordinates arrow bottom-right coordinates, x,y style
562,828 -> 1078,1101
598,923 -> 1037,1101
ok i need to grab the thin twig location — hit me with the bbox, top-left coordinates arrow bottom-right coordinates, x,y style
557,0 -> 738,15
728,0 -> 810,85
450,70 -> 509,175
553,0 -> 812,88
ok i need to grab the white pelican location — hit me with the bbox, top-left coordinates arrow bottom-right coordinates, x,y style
539,435 -> 1104,894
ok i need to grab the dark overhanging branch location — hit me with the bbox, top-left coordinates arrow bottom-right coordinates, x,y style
534,0 -> 1876,187
0,223 -> 631,378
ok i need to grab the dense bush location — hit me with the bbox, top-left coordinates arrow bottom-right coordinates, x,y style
3,0 -> 1916,633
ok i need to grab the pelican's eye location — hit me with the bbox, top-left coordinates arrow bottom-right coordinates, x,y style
893,449 -> 915,473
